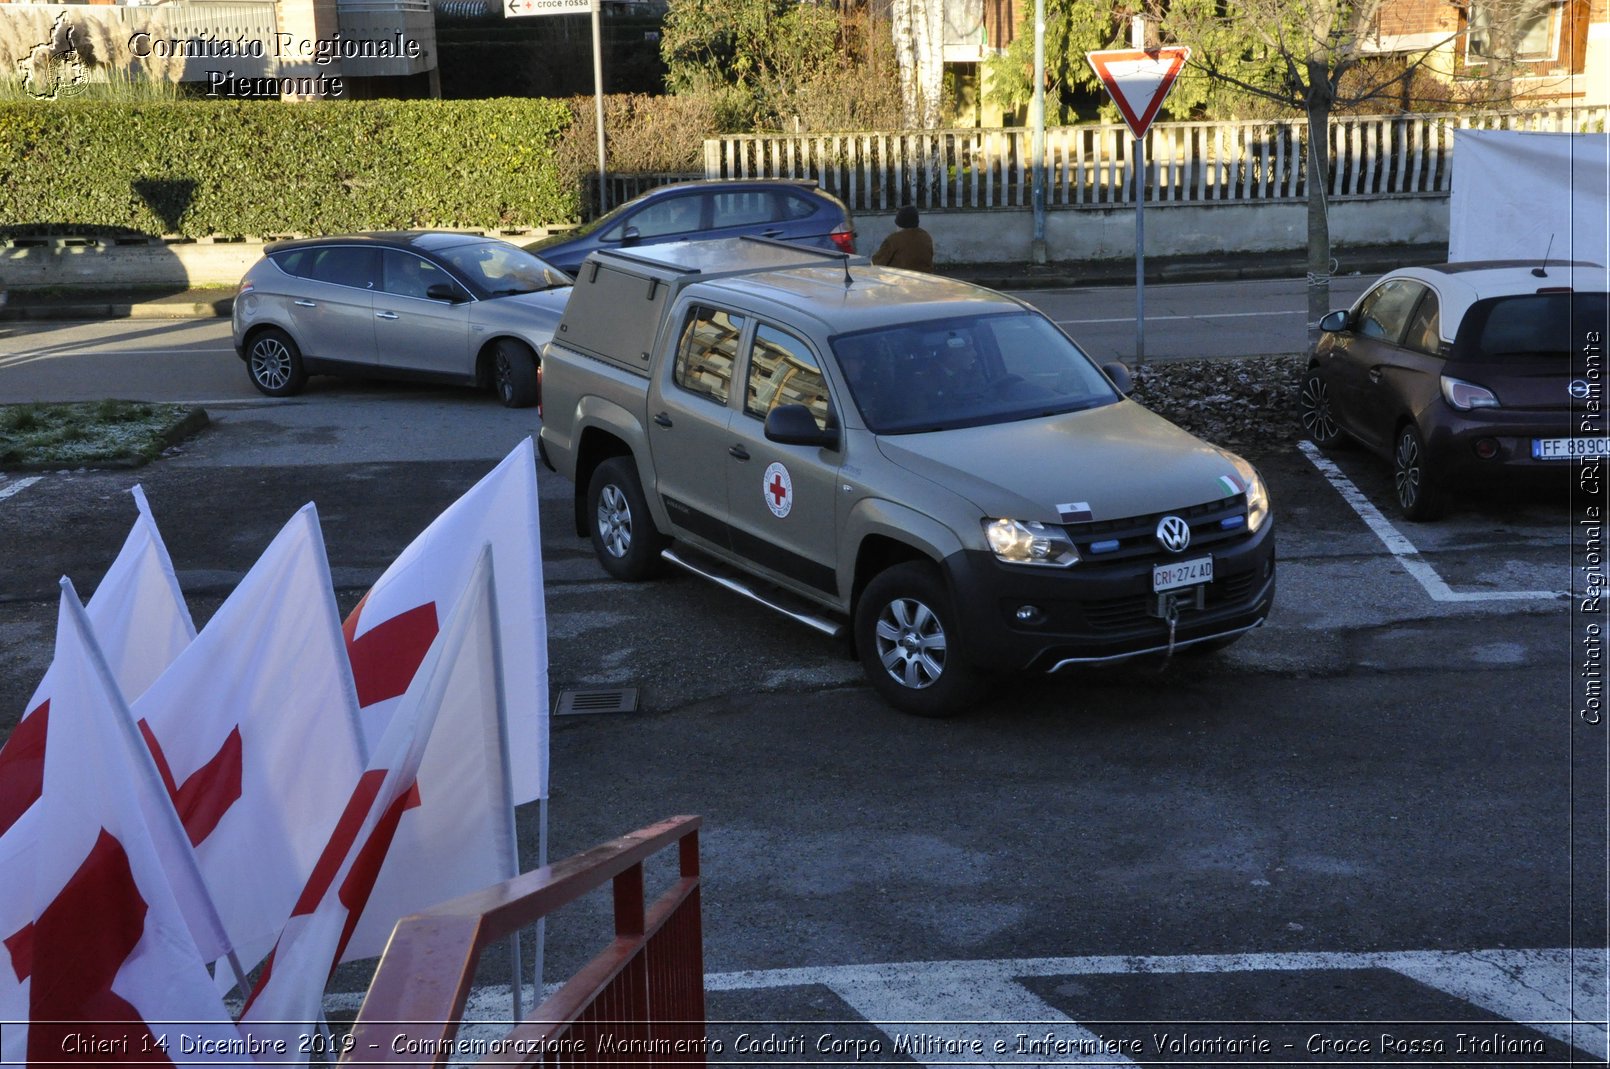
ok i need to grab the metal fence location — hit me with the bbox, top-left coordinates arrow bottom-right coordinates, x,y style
702,107 -> 1609,213
345,816 -> 705,1068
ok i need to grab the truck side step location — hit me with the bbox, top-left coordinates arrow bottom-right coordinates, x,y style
661,547 -> 846,639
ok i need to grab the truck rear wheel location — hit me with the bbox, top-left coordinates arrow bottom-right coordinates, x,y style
854,562 -> 983,718
587,457 -> 667,581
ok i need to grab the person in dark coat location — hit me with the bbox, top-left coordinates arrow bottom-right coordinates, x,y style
871,204 -> 934,271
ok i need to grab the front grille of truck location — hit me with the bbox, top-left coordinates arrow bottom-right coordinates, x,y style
1063,495 -> 1250,564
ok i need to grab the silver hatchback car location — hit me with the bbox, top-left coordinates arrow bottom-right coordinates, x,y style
232,231 -> 572,407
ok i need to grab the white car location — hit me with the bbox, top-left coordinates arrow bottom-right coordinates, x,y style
232,231 -> 572,407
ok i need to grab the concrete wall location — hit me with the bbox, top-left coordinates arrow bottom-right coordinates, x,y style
859,198 -> 1451,265
0,198 -> 1451,289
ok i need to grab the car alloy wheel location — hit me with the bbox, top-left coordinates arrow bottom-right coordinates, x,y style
596,483 -> 633,560
1393,424 -> 1443,520
491,340 -> 539,408
585,457 -> 667,581
854,562 -> 982,717
874,595 -> 948,690
1299,371 -> 1342,445
251,338 -> 292,390
246,328 -> 306,397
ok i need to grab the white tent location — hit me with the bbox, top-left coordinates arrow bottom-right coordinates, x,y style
1449,128 -> 1609,266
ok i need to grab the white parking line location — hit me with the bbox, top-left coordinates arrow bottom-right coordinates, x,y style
1297,440 -> 1562,603
0,476 -> 41,503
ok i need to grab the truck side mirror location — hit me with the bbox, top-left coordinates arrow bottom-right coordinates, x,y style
1319,309 -> 1350,332
764,404 -> 839,449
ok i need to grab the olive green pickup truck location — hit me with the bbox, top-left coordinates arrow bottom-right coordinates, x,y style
537,237 -> 1275,716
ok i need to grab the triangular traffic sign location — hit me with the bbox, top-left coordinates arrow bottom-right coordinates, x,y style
1087,47 -> 1191,141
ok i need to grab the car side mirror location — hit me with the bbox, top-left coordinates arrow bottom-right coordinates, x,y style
621,226 -> 641,247
1319,309 -> 1349,333
426,283 -> 467,303
1102,362 -> 1134,396
764,404 -> 839,449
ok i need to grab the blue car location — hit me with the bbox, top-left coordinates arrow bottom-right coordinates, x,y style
526,179 -> 857,275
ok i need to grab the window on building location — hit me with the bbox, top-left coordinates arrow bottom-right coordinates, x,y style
1467,0 -> 1560,62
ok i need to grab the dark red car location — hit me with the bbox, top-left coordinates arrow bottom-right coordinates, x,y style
1301,261 -> 1610,519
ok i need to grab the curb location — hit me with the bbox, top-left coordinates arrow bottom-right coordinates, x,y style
2,300 -> 234,321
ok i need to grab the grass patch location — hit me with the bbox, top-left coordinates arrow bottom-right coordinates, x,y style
0,400 -> 206,467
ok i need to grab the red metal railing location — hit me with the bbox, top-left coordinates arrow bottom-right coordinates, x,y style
342,815 -> 705,1068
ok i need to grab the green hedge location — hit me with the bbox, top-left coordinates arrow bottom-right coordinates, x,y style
0,97 -> 578,238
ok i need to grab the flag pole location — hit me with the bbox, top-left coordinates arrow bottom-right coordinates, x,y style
535,798 -> 548,1003
226,950 -> 250,999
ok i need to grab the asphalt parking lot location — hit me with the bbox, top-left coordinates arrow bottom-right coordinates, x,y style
1,381 -> 1604,1064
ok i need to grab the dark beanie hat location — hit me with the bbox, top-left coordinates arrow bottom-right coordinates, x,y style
895,204 -> 919,228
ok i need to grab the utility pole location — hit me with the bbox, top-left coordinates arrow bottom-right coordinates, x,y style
1029,0 -> 1047,264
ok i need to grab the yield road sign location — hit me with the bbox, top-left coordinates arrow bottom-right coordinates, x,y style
1086,47 -> 1191,140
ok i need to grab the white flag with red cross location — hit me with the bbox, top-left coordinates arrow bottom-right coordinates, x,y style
2,582 -> 245,1067
131,503 -> 368,976
342,437 -> 549,803
0,807 -> 39,1065
0,485 -> 194,838
241,548 -> 509,1053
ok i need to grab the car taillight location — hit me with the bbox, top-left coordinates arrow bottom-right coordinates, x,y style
536,362 -> 543,420
830,224 -> 856,254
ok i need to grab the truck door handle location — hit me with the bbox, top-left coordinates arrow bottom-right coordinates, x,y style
653,412 -> 673,428
294,299 -> 316,307
375,311 -> 399,320
729,445 -> 751,461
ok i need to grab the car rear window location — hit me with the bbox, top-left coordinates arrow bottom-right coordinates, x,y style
1455,292 -> 1610,361
306,247 -> 377,290
780,192 -> 820,221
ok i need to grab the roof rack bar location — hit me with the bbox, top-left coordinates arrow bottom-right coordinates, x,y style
739,234 -> 852,262
597,249 -> 705,274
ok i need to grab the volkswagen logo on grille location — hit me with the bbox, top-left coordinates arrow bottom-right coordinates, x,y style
1155,515 -> 1192,553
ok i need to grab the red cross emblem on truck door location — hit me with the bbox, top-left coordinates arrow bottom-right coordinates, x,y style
763,462 -> 793,518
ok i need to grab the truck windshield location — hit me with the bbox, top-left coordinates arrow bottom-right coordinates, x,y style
829,311 -> 1120,433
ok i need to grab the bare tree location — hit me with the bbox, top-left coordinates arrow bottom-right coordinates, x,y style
890,0 -> 944,127
1154,0 -> 1552,337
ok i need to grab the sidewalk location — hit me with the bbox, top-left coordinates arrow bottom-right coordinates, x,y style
0,242 -> 1448,320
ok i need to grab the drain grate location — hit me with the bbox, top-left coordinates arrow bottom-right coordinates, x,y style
554,687 -> 640,716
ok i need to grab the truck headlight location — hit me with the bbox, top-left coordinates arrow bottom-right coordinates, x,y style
1231,457 -> 1271,533
983,518 -> 1080,567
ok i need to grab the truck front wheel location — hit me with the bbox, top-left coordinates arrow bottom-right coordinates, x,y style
854,562 -> 983,718
587,457 -> 667,581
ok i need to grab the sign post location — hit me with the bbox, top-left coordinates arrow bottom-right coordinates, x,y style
1086,46 -> 1189,365
507,0 -> 608,217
